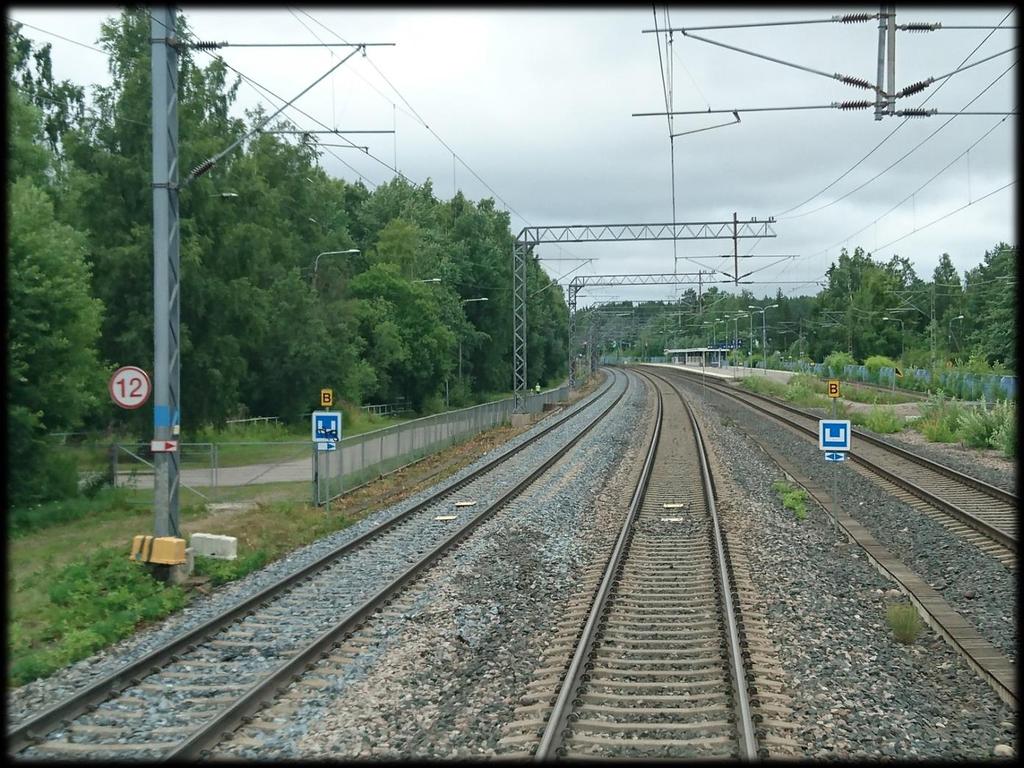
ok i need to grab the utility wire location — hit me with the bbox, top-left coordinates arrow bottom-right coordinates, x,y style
860,116 -> 1009,243
779,58 -> 1016,220
292,7 -> 533,229
773,8 -> 1014,218
185,46 -> 364,182
144,9 -> 389,187
9,19 -> 106,54
873,180 -> 1016,253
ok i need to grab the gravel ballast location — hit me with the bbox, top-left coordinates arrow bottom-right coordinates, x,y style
6,373 -> 622,731
214,369 -> 655,759
673,372 -> 1017,759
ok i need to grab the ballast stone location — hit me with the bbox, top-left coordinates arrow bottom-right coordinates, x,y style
191,533 -> 237,560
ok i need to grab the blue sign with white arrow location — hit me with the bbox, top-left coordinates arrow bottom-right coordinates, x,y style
312,410 -> 342,443
818,419 -> 851,451
824,451 -> 845,462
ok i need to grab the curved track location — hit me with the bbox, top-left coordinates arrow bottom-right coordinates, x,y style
652,365 -> 1016,563
9,371 -> 628,760
532,370 -> 758,760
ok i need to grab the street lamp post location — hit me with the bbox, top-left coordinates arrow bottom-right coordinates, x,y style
459,297 -> 488,384
312,249 -> 360,289
949,314 -> 965,354
748,304 -> 779,375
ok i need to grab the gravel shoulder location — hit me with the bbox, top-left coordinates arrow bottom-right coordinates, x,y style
5,376 -> 613,729
215,369 -> 656,759
677,374 -> 1016,759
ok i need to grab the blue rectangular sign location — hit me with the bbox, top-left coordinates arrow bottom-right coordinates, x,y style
312,410 -> 342,443
818,419 -> 852,451
824,451 -> 845,462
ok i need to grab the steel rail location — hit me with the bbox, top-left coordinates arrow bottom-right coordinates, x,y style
171,370 -> 631,759
653,366 -> 1016,551
7,372 -> 621,755
655,370 -> 759,760
533,371 -> 662,760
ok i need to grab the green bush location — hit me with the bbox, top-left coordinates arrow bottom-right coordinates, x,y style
864,355 -> 898,376
989,399 -> 1016,457
957,398 -> 1000,448
916,391 -> 964,443
9,548 -> 188,686
886,601 -> 923,644
862,406 -> 904,434
740,376 -> 789,399
824,350 -> 857,377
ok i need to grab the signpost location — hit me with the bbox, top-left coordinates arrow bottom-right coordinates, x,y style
320,388 -> 334,407
312,410 -> 342,512
819,417 -> 851,531
109,366 -> 152,409
827,379 -> 841,399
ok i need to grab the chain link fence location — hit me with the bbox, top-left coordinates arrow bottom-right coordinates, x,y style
52,386 -> 570,507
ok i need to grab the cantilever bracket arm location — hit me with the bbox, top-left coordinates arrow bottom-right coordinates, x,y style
670,111 -> 740,138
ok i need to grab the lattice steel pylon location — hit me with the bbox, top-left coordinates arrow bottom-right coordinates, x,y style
512,240 -> 530,412
512,218 -> 776,411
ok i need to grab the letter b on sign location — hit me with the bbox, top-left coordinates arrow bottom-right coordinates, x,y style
827,379 -> 841,398
320,388 -> 333,407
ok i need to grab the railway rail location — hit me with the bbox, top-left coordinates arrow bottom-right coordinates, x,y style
529,369 -> 759,759
652,365 -> 1017,564
643,364 -> 1017,709
8,370 -> 628,761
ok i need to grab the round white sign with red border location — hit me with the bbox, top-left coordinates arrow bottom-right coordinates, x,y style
109,366 -> 152,409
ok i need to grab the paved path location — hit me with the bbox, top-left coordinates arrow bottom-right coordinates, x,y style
116,455 -> 312,491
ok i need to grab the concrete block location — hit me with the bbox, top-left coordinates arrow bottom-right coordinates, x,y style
510,413 -> 534,428
190,533 -> 237,560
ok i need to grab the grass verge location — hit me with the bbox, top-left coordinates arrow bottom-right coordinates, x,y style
5,383 -> 602,689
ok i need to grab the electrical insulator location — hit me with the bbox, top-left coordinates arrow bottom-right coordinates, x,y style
839,13 -> 874,23
836,74 -> 874,91
191,40 -> 226,50
189,158 -> 217,179
897,79 -> 933,98
898,23 -> 939,32
835,100 -> 873,111
896,108 -> 934,118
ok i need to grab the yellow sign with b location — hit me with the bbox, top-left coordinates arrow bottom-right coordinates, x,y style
827,379 -> 841,398
320,388 -> 334,407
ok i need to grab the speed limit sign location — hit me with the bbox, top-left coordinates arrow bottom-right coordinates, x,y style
109,366 -> 152,409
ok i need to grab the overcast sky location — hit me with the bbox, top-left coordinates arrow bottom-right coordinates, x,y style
10,6 -> 1017,307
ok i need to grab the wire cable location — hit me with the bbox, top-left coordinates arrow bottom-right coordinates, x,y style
779,58 -> 1016,220
772,8 -> 1014,218
291,7 -> 534,229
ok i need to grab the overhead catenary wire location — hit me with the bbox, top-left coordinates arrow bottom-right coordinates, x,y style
772,8 -> 1015,219
833,116 -> 1012,249
778,58 -> 1017,220
872,180 -> 1016,254
142,9 -> 392,187
185,46 -> 365,182
291,7 -> 533,230
10,19 -> 107,54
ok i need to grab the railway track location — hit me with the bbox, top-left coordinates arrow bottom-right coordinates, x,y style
652,365 -> 1017,565
8,370 -> 628,761
520,369 -> 759,759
